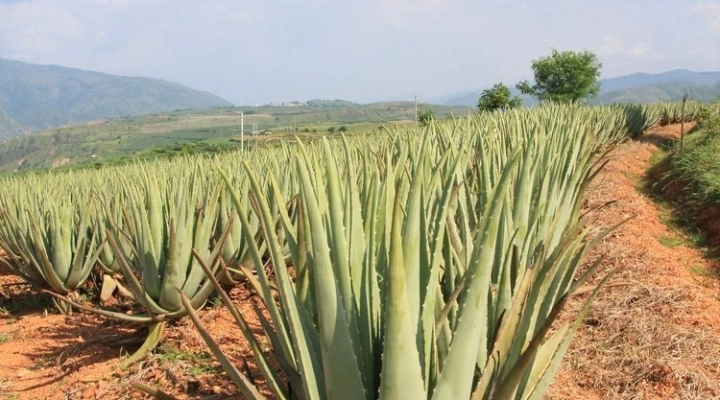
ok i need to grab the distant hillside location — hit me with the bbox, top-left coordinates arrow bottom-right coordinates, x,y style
0,58 -> 233,138
306,99 -> 359,107
592,82 -> 720,104
0,108 -> 22,135
0,102 -> 470,173
439,69 -> 720,106
437,88 -> 535,107
599,69 -> 720,92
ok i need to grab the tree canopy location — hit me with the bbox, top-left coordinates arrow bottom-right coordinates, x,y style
478,83 -> 522,112
516,49 -> 602,103
418,107 -> 434,126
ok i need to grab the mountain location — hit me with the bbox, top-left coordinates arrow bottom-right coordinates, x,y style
0,58 -> 233,138
592,82 -> 720,104
431,90 -> 483,107
438,69 -> 720,106
436,87 -> 535,107
599,69 -> 720,92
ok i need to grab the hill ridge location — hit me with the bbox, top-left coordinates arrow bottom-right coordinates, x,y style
438,69 -> 720,106
0,58 -> 233,138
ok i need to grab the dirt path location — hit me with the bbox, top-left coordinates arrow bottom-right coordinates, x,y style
1,123 -> 719,399
548,123 -> 720,399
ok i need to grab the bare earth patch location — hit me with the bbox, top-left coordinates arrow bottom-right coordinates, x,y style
0,269 -> 257,399
548,122 -> 720,400
1,123 -> 719,399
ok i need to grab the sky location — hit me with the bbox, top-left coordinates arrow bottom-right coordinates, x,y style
0,0 -> 718,105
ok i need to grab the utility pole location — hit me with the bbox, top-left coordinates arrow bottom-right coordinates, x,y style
241,112 -> 244,154
414,94 -> 418,125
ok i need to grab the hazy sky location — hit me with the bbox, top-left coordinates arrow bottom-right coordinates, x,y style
0,0 -> 718,105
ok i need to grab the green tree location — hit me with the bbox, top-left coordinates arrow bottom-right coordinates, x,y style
478,83 -> 522,112
517,49 -> 602,103
418,108 -> 434,126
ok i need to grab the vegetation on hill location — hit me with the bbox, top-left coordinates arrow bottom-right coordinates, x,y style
0,102 -> 470,173
0,58 -> 233,139
306,99 -> 359,107
600,69 -> 720,92
592,82 -> 720,104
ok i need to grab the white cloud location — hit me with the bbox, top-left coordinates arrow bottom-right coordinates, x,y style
598,35 -> 624,55
598,35 -> 649,58
0,1 -> 84,54
628,47 -> 649,57
694,2 -> 720,31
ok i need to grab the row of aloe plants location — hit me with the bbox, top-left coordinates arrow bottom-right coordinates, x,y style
180,104 -> 632,400
0,103 -> 663,398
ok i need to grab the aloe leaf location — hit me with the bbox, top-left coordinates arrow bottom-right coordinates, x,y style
297,148 -> 367,400
378,179 -> 427,400
226,167 -> 326,400
120,321 -> 166,369
521,270 -> 616,400
432,153 -> 519,400
190,248 -> 288,399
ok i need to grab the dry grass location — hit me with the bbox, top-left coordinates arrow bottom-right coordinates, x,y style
547,124 -> 720,400
556,276 -> 720,399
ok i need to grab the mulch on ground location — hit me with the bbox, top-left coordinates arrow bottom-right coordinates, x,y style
548,123 -> 720,400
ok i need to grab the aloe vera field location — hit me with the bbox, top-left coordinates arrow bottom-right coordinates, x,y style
1,103 -> 720,400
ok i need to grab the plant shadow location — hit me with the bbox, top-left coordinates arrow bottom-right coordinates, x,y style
11,315 -> 145,393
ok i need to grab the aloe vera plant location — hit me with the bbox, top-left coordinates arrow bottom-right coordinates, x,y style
180,104 -> 621,400
47,165 -> 231,366
213,172 -> 294,286
0,176 -> 103,314
95,192 -> 135,302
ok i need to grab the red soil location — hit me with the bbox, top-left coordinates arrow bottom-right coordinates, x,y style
548,122 -> 720,399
